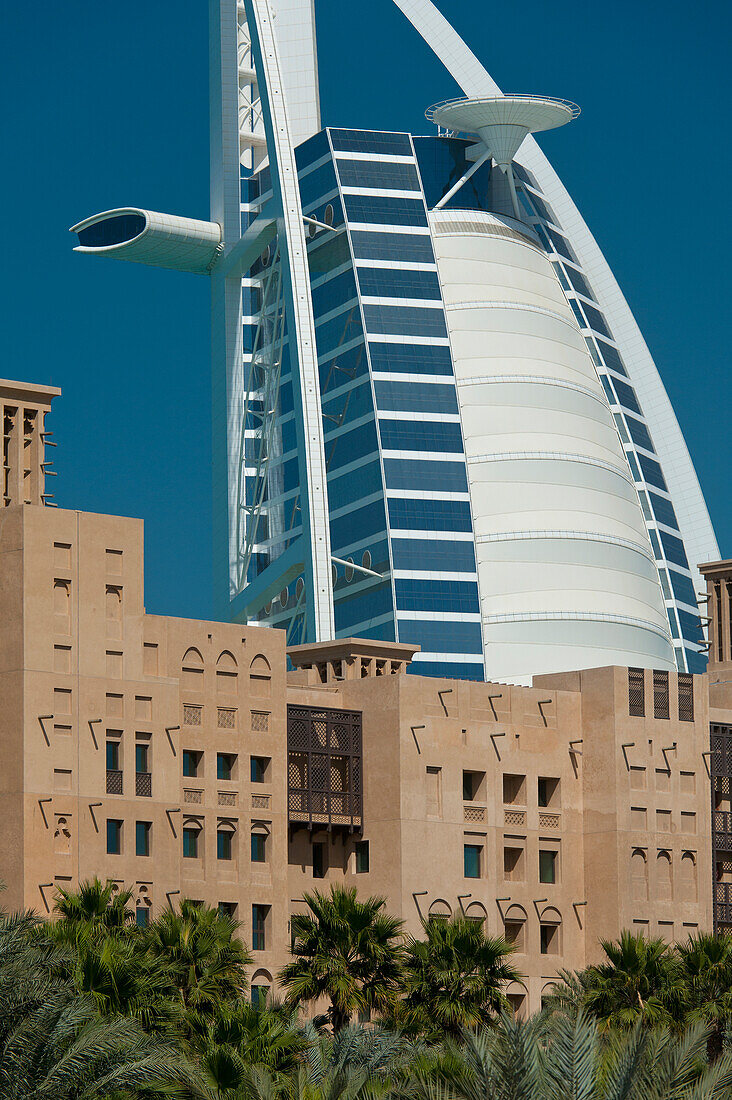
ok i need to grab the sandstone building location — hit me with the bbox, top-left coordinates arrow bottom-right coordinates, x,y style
1,378 -> 730,1016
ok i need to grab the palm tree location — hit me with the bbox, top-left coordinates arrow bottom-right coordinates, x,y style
51,877 -> 135,942
188,1001 -> 310,1082
676,931 -> 732,1060
549,930 -> 682,1031
410,1012 -> 732,1100
278,886 -> 405,1032
395,916 -> 521,1040
144,898 -> 252,1016
0,982 -> 201,1098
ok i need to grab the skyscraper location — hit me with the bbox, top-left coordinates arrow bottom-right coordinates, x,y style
70,0 -> 717,681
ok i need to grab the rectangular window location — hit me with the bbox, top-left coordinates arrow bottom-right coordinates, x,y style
628,668 -> 645,716
538,777 -> 560,809
504,846 -> 525,882
385,461 -> 468,495
368,341 -> 453,376
394,578 -> 480,614
217,753 -> 236,781
251,983 -> 270,1007
462,770 -> 485,801
106,819 -> 122,855
343,194 -> 426,227
105,740 -> 120,770
678,674 -> 694,722
653,670 -> 670,720
135,906 -> 149,928
388,497 -> 473,532
425,766 -> 442,817
503,774 -> 526,805
312,842 -> 326,879
357,267 -> 442,301
183,827 -> 199,859
251,833 -> 266,863
464,843 -> 482,879
350,230 -> 434,263
252,904 -> 268,951
362,303 -> 447,338
355,840 -> 370,873
135,821 -> 151,857
330,129 -> 413,155
374,380 -> 458,415
219,901 -> 237,919
135,743 -> 148,773
539,850 -> 557,884
336,157 -> 421,190
250,756 -> 269,783
182,750 -> 201,778
217,830 -> 233,861
540,924 -> 559,955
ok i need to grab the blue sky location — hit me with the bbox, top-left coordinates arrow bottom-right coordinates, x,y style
2,1 -> 729,620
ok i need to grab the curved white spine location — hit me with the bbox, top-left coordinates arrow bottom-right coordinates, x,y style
392,0 -> 718,622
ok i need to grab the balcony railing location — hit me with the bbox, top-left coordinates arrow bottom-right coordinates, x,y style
136,771 -> 152,797
106,769 -> 123,795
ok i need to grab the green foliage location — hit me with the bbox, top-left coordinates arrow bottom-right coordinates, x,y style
3,881 -> 732,1098
278,886 -> 405,1032
392,916 -> 520,1040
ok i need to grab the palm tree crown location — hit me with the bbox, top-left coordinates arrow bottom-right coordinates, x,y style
278,885 -> 404,1031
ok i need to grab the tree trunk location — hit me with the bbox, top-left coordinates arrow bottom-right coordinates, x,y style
707,1021 -> 724,1063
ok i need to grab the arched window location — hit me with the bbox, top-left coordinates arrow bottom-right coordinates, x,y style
216,650 -> 238,692
631,848 -> 648,900
182,818 -> 203,860
656,850 -> 672,901
250,654 -> 272,699
53,815 -> 71,855
679,851 -> 697,902
181,647 -> 204,689
217,820 -> 236,862
464,901 -> 487,926
428,899 -> 451,922
539,907 -> 561,957
54,578 -> 70,616
503,904 -> 527,952
251,968 -> 272,1007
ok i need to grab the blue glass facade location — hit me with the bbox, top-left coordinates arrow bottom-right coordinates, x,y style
238,126 -> 704,677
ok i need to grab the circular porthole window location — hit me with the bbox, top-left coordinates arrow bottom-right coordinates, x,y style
345,557 -> 354,582
331,563 -> 338,587
308,219 -> 317,238
279,587 -> 289,609
323,203 -> 334,226
296,577 -> 304,600
260,245 -> 271,267
362,550 -> 372,571
264,601 -> 272,615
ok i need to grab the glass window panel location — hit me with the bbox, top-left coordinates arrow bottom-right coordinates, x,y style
334,583 -> 393,630
343,193 -> 427,227
379,418 -> 463,452
329,129 -> 413,155
298,161 -> 338,209
217,830 -> 233,861
464,844 -> 482,878
295,128 -> 331,170
330,499 -> 388,551
668,568 -> 697,607
311,270 -> 358,317
374,380 -> 458,414
678,609 -> 703,644
391,537 -> 476,572
625,415 -> 655,452
350,230 -> 434,263
569,299 -> 586,328
368,342 -> 453,376
612,377 -> 642,415
355,840 -> 370,873
638,453 -> 668,491
357,267 -> 441,300
563,263 -> 595,300
336,158 -> 421,190
362,304 -> 447,337
388,498 -> 473,532
251,833 -> 266,862
546,227 -> 578,263
659,530 -> 690,569
413,660 -> 484,680
395,578 -> 480,613
183,828 -> 199,858
136,821 -> 150,857
581,302 -> 613,339
398,618 -> 483,653
596,338 -> 628,376
327,460 -> 382,513
106,819 -> 121,855
384,458 -> 468,492
649,492 -> 679,530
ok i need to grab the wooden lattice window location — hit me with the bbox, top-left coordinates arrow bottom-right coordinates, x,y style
218,708 -> 236,729
653,670 -> 669,720
628,668 -> 645,717
183,704 -> 202,726
251,711 -> 269,732
678,674 -> 694,722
